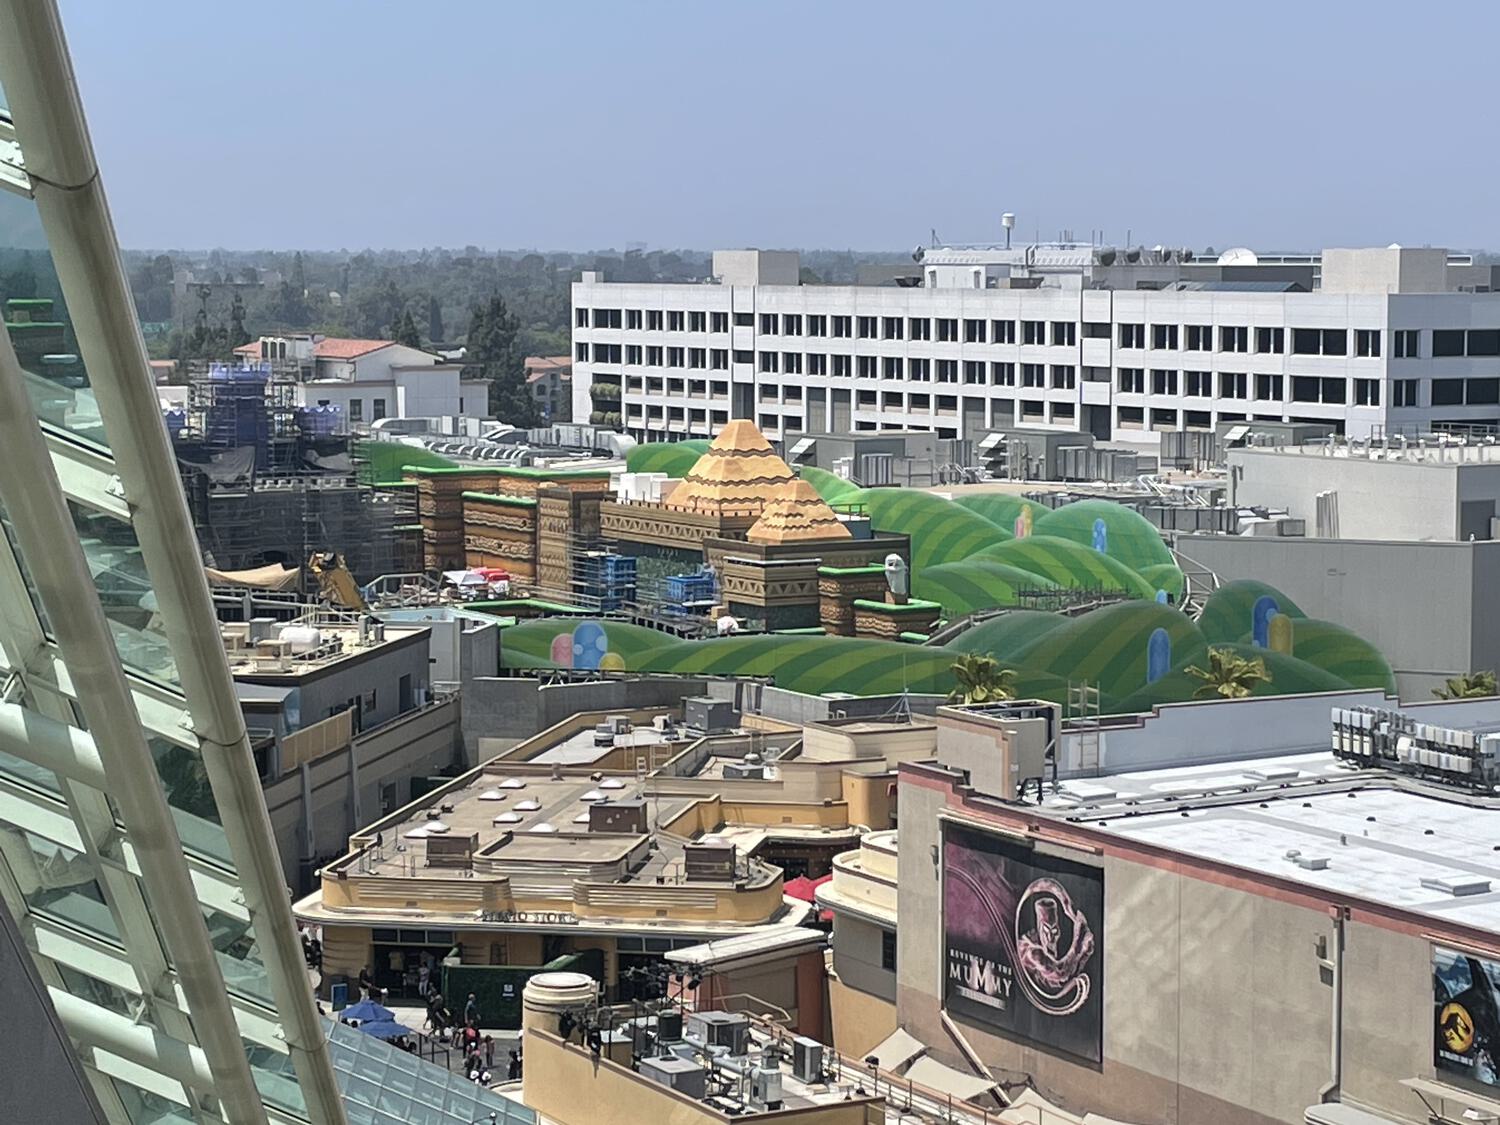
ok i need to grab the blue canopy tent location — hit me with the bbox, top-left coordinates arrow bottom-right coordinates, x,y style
354,1018 -> 414,1041
339,999 -> 395,1024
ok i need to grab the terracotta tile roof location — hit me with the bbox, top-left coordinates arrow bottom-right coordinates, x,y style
313,338 -> 395,360
233,341 -> 260,355
667,420 -> 795,514
524,355 -> 573,384
747,478 -> 853,544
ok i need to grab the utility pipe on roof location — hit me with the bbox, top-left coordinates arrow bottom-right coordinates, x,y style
0,5 -> 347,1121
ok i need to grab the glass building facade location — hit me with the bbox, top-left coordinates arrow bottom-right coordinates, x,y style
0,6 -> 531,1124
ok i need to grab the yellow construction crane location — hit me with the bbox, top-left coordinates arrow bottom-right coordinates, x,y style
307,552 -> 368,612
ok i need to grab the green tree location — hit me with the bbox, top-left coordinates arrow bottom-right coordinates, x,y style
1185,647 -> 1271,700
467,294 -> 537,425
427,294 -> 445,343
947,654 -> 1017,705
1433,669 -> 1498,699
393,309 -> 422,348
291,250 -> 306,293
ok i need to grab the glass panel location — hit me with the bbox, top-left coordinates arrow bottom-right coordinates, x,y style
54,962 -> 147,1022
8,828 -> 118,939
67,501 -> 178,683
244,1037 -> 307,1117
0,746 -> 63,795
201,903 -> 273,1004
0,187 -> 112,448
112,1081 -> 195,1124
147,738 -> 235,869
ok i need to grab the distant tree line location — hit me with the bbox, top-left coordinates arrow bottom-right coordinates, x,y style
120,245 -> 906,426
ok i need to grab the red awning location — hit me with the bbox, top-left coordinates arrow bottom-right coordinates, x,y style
784,874 -> 832,902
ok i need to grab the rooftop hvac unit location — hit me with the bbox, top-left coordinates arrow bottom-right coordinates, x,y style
687,1011 -> 750,1055
657,1009 -> 684,1043
791,1036 -> 824,1083
639,1056 -> 706,1099
751,1067 -> 784,1109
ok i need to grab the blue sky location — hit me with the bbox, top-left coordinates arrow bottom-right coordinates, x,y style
60,0 -> 1499,252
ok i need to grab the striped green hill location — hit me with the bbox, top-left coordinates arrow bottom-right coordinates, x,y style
918,560 -> 1060,619
1008,600 -> 1209,704
625,440 -> 711,477
1138,563 -> 1187,602
799,465 -> 861,503
953,493 -> 1050,535
971,536 -> 1156,599
354,440 -> 458,485
946,609 -> 1071,658
1279,618 -> 1396,693
1032,500 -> 1175,573
857,489 -> 1012,583
631,633 -> 963,695
497,618 -> 686,668
1198,580 -> 1307,644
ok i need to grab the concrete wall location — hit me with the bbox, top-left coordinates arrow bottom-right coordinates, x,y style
463,675 -> 709,754
1322,247 -> 1448,295
1181,534 -> 1500,699
1069,689 -> 1388,777
894,774 -> 1453,1125
828,973 -> 898,1060
829,912 -> 895,1004
254,630 -> 431,734
263,696 -> 460,892
754,686 -> 945,727
1229,448 -> 1467,541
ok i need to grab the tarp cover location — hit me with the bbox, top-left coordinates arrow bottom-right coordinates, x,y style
904,1055 -> 998,1103
204,563 -> 299,590
864,1026 -> 926,1072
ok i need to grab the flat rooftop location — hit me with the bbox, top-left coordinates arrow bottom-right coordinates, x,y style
223,617 -> 425,680
1041,752 -> 1500,931
360,772 -> 696,880
532,726 -> 678,766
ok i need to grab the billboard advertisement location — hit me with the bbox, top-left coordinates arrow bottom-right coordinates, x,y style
943,822 -> 1103,1063
1435,945 -> 1500,1089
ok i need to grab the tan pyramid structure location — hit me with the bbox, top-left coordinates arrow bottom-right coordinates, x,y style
666,420 -> 796,514
746,478 -> 854,544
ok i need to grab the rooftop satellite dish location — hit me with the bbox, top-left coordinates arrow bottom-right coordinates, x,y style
911,245 -> 926,263
1125,247 -> 1141,263
1096,247 -> 1117,266
1217,247 -> 1259,266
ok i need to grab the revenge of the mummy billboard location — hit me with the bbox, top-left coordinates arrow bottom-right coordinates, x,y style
943,822 -> 1104,1063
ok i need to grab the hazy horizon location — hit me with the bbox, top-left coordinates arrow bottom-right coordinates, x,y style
61,0 -> 1500,253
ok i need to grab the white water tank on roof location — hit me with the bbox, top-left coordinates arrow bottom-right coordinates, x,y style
278,625 -> 323,653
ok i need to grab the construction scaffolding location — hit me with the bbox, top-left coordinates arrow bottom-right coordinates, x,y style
171,362 -> 420,585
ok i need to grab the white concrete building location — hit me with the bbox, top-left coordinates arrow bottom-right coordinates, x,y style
571,245 -> 1500,448
236,334 -> 487,430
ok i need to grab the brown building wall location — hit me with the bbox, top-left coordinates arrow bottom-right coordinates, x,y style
828,973 -> 897,1059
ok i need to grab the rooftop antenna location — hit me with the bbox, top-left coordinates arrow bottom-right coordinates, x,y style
930,227 -> 940,248
1001,212 -> 1015,250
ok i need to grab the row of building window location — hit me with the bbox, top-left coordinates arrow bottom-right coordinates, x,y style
575,309 -> 1429,359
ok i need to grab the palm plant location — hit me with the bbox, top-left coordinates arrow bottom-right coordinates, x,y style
948,653 -> 1017,705
1433,670 -> 1497,700
1184,647 -> 1271,700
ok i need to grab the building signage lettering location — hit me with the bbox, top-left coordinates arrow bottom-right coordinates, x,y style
478,909 -> 579,926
